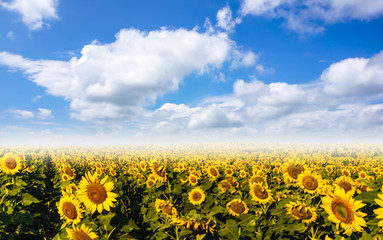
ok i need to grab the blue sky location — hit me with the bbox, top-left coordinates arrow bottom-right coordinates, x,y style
0,0 -> 383,145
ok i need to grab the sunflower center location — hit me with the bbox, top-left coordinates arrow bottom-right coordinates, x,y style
162,205 -> 174,216
72,231 -> 93,240
65,167 -> 74,177
210,168 -> 218,177
5,157 -> 17,170
192,192 -> 202,201
87,183 -> 107,204
292,206 -> 312,220
219,181 -> 230,190
251,177 -> 265,184
332,199 -> 354,224
337,181 -> 352,193
231,202 -> 245,214
302,176 -> 318,190
287,164 -> 304,179
62,201 -> 78,220
253,185 -> 269,199
190,176 -> 197,183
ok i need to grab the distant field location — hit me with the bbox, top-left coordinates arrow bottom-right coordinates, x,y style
1,143 -> 383,240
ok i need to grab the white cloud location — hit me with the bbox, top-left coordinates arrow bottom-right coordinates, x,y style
240,0 -> 383,34
6,30 -> 14,39
216,6 -> 241,32
0,0 -> 58,30
0,27 -> 256,126
8,109 -> 34,119
37,108 -> 53,119
321,51 -> 383,98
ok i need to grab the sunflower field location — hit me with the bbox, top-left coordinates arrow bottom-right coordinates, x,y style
1,143 -> 383,240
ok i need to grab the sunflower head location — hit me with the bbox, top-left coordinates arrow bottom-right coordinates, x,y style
250,183 -> 273,204
66,224 -> 98,240
286,201 -> 317,224
218,180 -> 231,192
226,199 -> 249,216
283,161 -> 305,183
188,187 -> 206,205
58,195 -> 83,225
335,176 -> 355,196
207,166 -> 219,179
77,172 -> 118,214
0,153 -> 23,175
321,186 -> 367,235
188,174 -> 199,186
297,171 -> 322,194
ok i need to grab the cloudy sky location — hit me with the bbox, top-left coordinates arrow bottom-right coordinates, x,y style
0,0 -> 383,145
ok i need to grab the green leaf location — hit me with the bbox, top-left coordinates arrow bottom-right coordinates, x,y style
21,193 -> 40,205
7,185 -> 22,196
218,219 -> 239,240
355,191 -> 378,204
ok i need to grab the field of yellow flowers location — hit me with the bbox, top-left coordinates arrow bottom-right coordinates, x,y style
1,143 -> 383,240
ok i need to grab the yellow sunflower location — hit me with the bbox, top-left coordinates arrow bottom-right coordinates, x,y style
0,153 -> 23,175
226,199 -> 249,216
321,186 -> 366,235
155,199 -> 178,219
297,170 -> 323,195
188,174 -> 199,186
218,180 -> 231,192
57,195 -> 83,225
335,176 -> 355,196
151,162 -> 167,182
66,224 -> 98,240
286,201 -> 317,224
250,183 -> 273,204
207,166 -> 219,179
282,161 -> 305,183
373,187 -> 383,230
188,187 -> 206,205
77,172 -> 118,214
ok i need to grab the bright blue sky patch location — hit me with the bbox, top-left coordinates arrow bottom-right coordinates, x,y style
0,0 -> 383,145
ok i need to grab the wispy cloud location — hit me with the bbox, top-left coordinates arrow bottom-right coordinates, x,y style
0,0 -> 59,30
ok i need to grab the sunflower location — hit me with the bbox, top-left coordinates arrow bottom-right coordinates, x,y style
218,180 -> 231,192
207,166 -> 219,179
225,167 -> 234,176
77,172 -> 117,214
286,201 -> 317,224
226,199 -> 249,216
66,224 -> 98,240
374,189 -> 383,230
57,195 -> 83,225
155,199 -> 178,219
62,163 -> 75,179
297,170 -> 323,195
321,186 -> 366,235
188,187 -> 206,205
188,174 -> 199,186
151,162 -> 167,182
0,153 -> 23,175
250,183 -> 273,204
283,161 -> 305,183
335,176 -> 355,196
358,171 -> 367,180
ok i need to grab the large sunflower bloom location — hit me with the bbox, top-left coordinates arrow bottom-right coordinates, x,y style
188,187 -> 206,205
373,187 -> 383,229
0,153 -> 23,175
226,199 -> 249,216
57,195 -> 83,225
282,161 -> 305,183
66,224 -> 98,240
321,186 -> 366,235
286,201 -> 317,224
77,172 -> 118,214
250,183 -> 273,204
297,170 -> 323,195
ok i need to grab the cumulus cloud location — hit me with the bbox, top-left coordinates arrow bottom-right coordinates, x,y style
8,109 -> 34,119
0,0 -> 59,30
0,27 -> 255,126
216,6 -> 241,32
240,0 -> 383,33
138,50 -> 383,141
37,108 -> 53,119
321,51 -> 383,98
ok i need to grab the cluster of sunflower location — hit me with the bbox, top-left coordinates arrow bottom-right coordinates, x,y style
55,162 -> 118,240
2,144 -> 383,239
